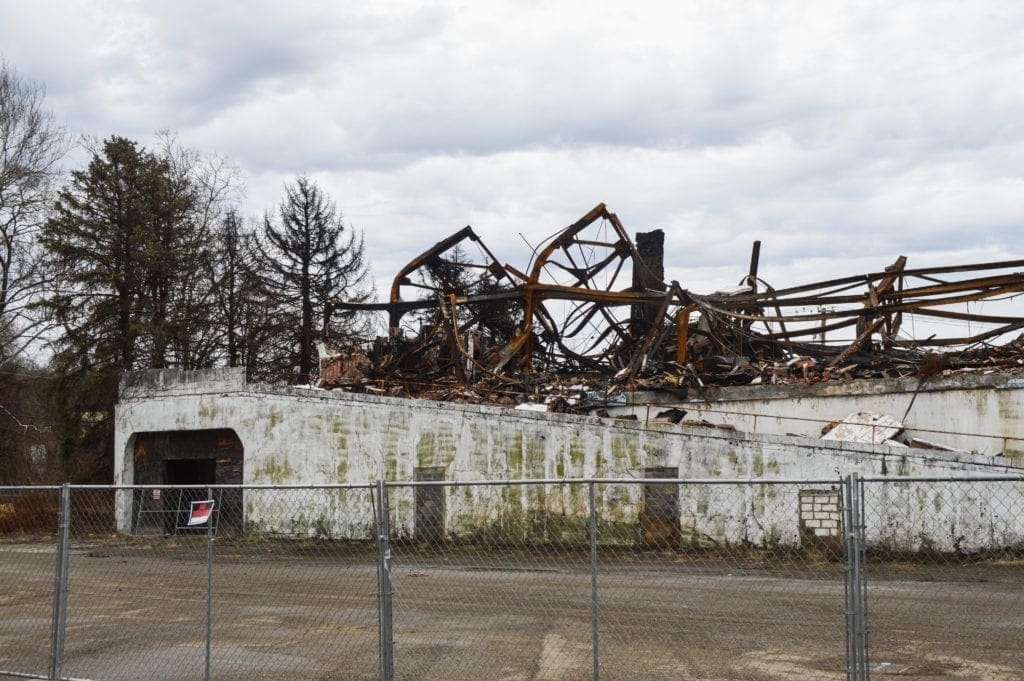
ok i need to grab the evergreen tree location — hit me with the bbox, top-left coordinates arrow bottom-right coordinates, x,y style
38,136 -> 213,474
254,176 -> 371,383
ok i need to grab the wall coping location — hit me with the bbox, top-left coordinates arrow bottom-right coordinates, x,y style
626,372 -> 1024,405
116,370 -> 1019,474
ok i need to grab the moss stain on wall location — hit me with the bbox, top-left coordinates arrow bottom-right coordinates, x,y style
435,422 -> 457,462
610,434 -> 639,469
265,407 -> 283,433
197,399 -> 219,422
330,420 -> 349,452
506,432 -> 524,474
523,434 -> 545,478
253,457 -> 295,484
568,437 -> 586,475
416,432 -> 436,468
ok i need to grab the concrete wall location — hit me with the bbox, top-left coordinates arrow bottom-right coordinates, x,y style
617,374 -> 1024,456
114,369 -> 1024,551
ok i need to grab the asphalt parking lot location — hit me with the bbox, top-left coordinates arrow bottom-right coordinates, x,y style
2,539 -> 1023,680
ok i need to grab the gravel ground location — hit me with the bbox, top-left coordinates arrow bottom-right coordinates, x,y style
2,538 -> 1023,680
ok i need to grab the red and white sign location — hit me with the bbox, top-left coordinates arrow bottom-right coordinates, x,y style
187,500 -> 215,526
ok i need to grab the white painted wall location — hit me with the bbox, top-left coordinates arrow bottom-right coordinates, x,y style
114,369 -> 1024,551
617,374 -> 1024,456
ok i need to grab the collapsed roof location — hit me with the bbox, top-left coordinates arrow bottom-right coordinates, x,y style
323,203 -> 1024,405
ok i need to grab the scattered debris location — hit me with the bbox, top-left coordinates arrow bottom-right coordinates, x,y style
652,408 -> 688,424
906,438 -> 972,455
681,419 -> 738,431
821,412 -> 905,445
315,204 -> 1024,415
870,661 -> 913,675
315,341 -> 372,388
822,412 -> 972,453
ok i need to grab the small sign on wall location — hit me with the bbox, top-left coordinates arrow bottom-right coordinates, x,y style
188,500 -> 215,526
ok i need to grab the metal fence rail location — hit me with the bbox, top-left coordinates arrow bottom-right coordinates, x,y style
0,486 -> 61,680
1,476 -> 1023,680
860,478 -> 1024,679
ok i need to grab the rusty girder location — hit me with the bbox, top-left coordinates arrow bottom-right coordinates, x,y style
327,204 -> 671,382
325,205 -> 1024,392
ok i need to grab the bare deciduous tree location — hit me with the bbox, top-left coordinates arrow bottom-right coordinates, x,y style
0,58 -> 69,366
154,131 -> 242,369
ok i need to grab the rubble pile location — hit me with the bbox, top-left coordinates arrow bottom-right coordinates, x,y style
318,204 -> 1024,410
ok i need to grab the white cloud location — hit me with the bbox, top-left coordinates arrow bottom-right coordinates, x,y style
2,0 -> 1024,297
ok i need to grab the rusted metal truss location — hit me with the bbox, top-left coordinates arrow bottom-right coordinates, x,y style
324,204 -> 1024,400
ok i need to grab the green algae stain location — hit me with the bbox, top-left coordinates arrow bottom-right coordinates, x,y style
568,439 -> 586,475
996,392 -> 1019,421
385,451 -> 398,481
505,432 -> 524,473
198,400 -> 219,422
523,435 -> 545,477
330,420 -> 350,449
265,407 -> 284,432
434,423 -> 458,464
416,432 -> 436,467
253,457 -> 294,484
609,434 -> 639,468
596,519 -> 639,545
696,488 -> 710,514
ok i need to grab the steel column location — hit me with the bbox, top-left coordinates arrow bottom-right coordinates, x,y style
48,484 -> 70,681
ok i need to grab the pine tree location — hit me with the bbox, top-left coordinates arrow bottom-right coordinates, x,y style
39,136 -> 212,473
254,176 -> 371,383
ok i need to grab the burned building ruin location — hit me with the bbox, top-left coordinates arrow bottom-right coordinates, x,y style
320,203 -> 1024,420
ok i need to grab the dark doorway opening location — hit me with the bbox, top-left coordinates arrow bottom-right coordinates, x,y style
164,458 -> 216,535
130,428 -> 244,535
166,457 -> 216,485
414,467 -> 446,543
641,467 -> 680,549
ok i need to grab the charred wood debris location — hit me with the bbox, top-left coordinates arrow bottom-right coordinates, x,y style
320,203 -> 1024,414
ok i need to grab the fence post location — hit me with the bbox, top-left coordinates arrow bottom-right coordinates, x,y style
49,483 -> 71,681
205,486 -> 214,681
375,480 -> 395,681
854,476 -> 869,677
588,481 -> 600,681
843,474 -> 868,681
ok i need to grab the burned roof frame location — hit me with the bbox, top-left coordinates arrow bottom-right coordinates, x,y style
323,204 -> 1024,398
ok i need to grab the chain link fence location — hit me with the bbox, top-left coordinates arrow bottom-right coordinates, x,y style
1,476 -> 1023,680
0,485 -> 61,679
861,477 -> 1024,680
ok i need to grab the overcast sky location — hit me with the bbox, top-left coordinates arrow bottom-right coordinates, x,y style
2,0 -> 1023,299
